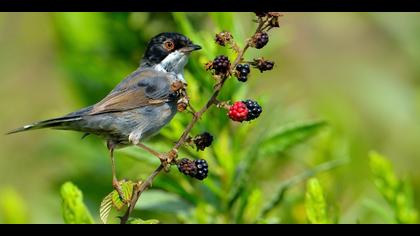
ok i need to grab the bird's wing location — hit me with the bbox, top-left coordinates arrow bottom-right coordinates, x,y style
89,68 -> 174,115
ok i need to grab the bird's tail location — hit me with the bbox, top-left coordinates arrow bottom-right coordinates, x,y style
6,116 -> 82,135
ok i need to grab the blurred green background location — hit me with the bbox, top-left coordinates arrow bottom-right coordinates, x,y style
1,12 -> 420,224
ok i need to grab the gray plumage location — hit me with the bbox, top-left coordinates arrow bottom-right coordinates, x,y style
7,67 -> 178,147
7,32 -> 201,149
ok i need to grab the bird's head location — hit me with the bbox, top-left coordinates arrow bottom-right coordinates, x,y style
140,32 -> 201,73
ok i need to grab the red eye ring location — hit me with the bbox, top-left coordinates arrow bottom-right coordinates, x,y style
164,41 -> 175,50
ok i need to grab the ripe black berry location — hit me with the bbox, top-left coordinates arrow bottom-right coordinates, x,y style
252,32 -> 269,49
212,55 -> 231,75
194,159 -> 208,180
243,100 -> 263,121
193,132 -> 214,151
177,158 -> 209,180
235,64 -> 251,82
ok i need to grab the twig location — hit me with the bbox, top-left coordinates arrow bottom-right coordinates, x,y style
120,164 -> 164,224
120,15 -> 270,224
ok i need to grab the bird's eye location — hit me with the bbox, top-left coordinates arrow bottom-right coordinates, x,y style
164,40 -> 175,51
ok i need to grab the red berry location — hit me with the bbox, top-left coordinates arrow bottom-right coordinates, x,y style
228,101 -> 249,122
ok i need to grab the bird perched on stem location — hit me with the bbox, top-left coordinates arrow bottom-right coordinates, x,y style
7,32 -> 201,201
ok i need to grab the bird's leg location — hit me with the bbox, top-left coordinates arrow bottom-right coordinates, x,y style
107,141 -> 128,204
136,143 -> 166,162
136,143 -> 178,170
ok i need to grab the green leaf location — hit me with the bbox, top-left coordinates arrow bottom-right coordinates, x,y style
111,180 -> 135,211
128,218 -> 159,224
260,120 -> 328,156
60,182 -> 94,224
305,178 -> 330,224
369,151 -> 418,224
99,193 -> 113,224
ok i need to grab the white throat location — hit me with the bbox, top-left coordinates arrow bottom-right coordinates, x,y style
154,51 -> 189,84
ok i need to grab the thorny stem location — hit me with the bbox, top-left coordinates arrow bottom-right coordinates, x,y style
120,15 -> 270,224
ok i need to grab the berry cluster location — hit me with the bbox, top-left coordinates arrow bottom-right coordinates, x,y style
228,100 -> 262,122
177,158 -> 209,180
208,55 -> 231,75
243,100 -> 263,121
176,13 -> 279,184
252,58 -> 275,73
193,132 -> 214,151
235,64 -> 251,82
251,32 -> 269,49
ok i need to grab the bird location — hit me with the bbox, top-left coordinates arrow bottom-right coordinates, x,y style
7,32 -> 201,201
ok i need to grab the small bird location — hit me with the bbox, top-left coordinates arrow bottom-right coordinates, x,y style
7,32 -> 201,200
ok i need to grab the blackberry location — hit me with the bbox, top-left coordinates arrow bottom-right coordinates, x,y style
212,55 -> 231,75
177,158 -> 197,177
243,100 -> 263,121
194,159 -> 209,180
252,58 -> 275,72
252,32 -> 269,49
193,132 -> 214,151
228,101 -> 248,122
177,158 -> 209,180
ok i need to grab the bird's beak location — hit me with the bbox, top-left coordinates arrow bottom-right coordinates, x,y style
180,44 -> 202,53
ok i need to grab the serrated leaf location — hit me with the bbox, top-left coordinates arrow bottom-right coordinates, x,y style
128,218 -> 159,224
305,178 -> 330,224
111,180 -> 135,211
99,193 -> 113,224
260,120 -> 327,156
60,182 -> 94,224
